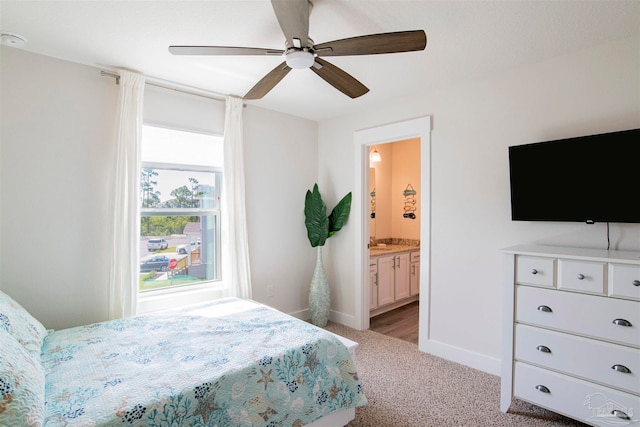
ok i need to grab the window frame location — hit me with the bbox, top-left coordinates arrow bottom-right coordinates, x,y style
138,143 -> 223,296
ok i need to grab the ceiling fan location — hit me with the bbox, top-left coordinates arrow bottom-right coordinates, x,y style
169,0 -> 427,100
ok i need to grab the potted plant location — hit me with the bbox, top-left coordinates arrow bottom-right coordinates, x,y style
304,183 -> 352,326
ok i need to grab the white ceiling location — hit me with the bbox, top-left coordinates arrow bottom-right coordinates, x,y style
2,0 -> 639,121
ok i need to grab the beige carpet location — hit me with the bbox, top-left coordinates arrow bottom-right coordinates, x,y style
324,322 -> 587,427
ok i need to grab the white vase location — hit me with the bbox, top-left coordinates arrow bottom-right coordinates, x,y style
309,246 -> 330,327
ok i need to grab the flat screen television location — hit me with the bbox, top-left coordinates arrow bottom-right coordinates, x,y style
508,128 -> 640,224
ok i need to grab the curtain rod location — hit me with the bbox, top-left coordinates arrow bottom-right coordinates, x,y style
100,70 -> 230,102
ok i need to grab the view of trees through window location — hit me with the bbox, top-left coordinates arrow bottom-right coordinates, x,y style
139,125 -> 222,292
140,168 -> 202,237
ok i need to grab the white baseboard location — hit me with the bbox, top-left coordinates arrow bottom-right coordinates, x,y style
287,308 -> 358,330
420,338 -> 501,376
287,308 -> 309,321
329,309 -> 357,329
289,309 -> 500,377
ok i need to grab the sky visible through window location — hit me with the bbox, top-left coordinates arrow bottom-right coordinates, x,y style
142,125 -> 223,204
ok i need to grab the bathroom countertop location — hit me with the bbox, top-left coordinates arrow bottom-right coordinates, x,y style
370,244 -> 420,256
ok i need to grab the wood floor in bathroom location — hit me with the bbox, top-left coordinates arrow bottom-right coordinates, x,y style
369,301 -> 419,344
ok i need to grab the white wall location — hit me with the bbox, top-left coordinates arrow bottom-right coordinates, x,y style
243,105 -> 318,315
318,36 -> 640,368
1,46 -> 118,329
0,47 -> 319,329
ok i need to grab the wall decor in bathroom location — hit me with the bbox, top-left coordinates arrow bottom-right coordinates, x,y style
403,184 -> 416,219
370,188 -> 376,218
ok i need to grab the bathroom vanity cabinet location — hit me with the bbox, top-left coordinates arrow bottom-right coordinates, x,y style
370,246 -> 420,316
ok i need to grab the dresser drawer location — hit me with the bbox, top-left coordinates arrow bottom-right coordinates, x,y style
410,251 -> 420,263
516,286 -> 640,348
558,259 -> 605,295
514,362 -> 640,426
515,324 -> 640,394
609,264 -> 640,301
516,256 -> 555,288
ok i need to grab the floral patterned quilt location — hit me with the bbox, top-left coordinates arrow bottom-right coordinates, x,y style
42,298 -> 366,426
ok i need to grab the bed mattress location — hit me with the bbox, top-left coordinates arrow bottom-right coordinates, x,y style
42,298 -> 366,426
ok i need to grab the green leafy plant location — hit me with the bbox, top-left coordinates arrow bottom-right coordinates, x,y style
304,183 -> 352,247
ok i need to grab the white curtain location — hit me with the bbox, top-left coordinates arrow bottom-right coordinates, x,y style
221,96 -> 252,298
108,71 -> 146,319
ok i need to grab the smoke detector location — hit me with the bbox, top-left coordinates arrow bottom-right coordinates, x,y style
1,32 -> 27,49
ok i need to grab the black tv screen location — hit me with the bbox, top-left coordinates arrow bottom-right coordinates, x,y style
509,128 -> 640,224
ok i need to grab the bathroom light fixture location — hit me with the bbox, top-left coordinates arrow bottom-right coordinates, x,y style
370,148 -> 381,163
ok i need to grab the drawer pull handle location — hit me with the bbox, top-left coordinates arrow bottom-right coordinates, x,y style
612,318 -> 632,327
535,385 -> 550,393
633,280 -> 640,287
537,305 -> 553,313
611,410 -> 631,420
536,345 -> 551,353
531,269 -> 538,275
611,364 -> 631,374
577,273 -> 585,280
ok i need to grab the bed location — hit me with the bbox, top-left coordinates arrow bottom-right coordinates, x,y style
0,291 -> 366,427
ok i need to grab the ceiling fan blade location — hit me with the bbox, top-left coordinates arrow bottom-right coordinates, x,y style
169,46 -> 283,56
271,0 -> 309,48
314,30 -> 427,57
244,62 -> 291,99
310,58 -> 369,99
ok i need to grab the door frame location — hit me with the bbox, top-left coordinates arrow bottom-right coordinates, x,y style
353,116 -> 432,348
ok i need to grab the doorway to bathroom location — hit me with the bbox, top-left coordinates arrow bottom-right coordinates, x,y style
368,138 -> 421,342
353,116 -> 431,352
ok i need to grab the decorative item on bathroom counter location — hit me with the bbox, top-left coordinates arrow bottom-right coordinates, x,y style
403,184 -> 417,219
304,183 -> 352,326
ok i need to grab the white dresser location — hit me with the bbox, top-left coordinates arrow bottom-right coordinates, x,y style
501,245 -> 640,426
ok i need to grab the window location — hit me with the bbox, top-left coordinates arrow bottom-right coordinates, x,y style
139,125 -> 223,292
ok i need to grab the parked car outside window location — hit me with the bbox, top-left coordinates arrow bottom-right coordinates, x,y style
176,240 -> 201,254
147,238 -> 168,251
140,256 -> 170,272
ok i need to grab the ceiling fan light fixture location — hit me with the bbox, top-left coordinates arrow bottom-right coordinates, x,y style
286,50 -> 314,69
